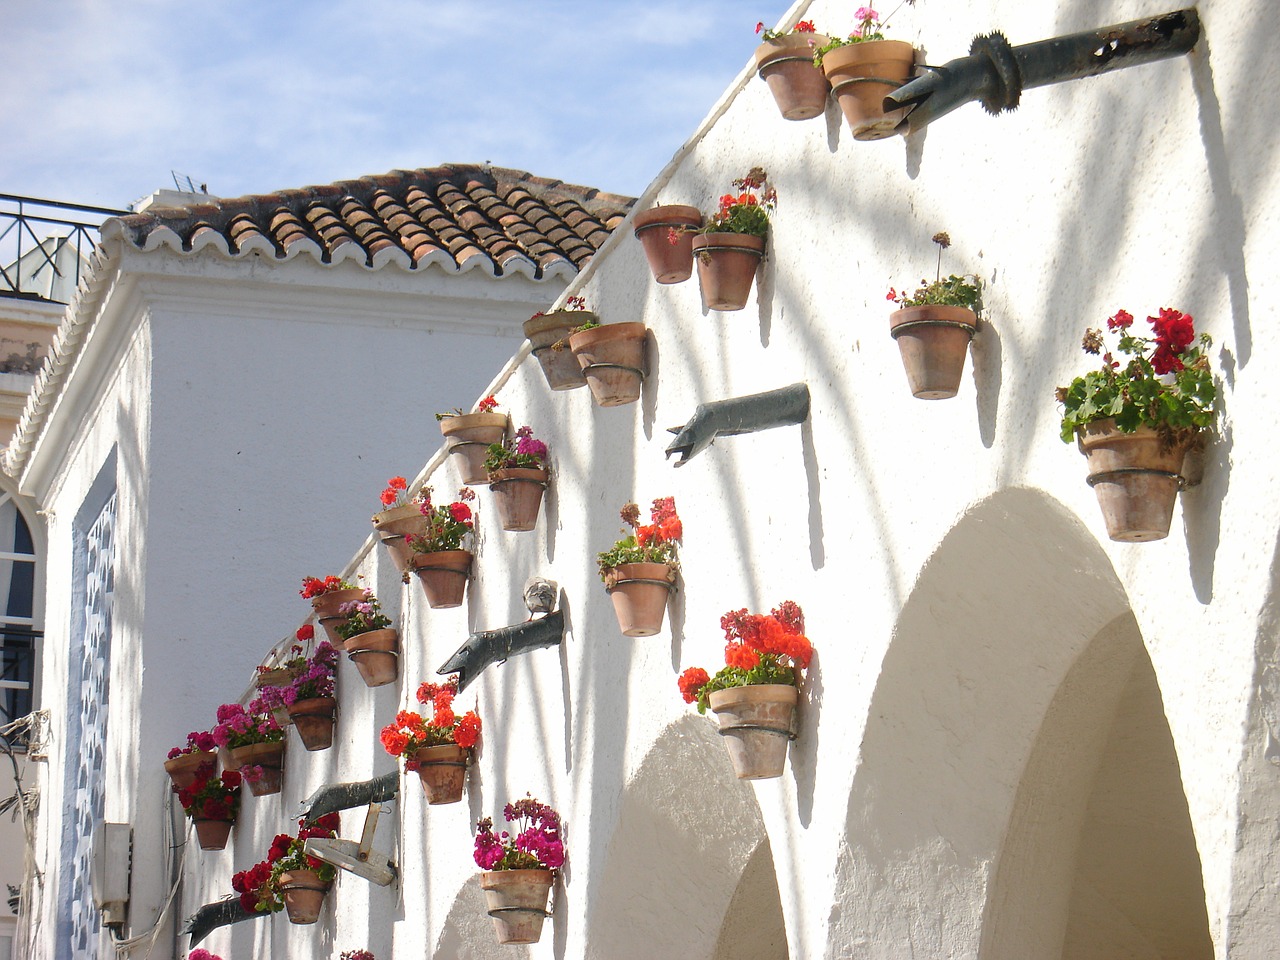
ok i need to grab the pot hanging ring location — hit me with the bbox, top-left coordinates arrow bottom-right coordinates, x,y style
1086,466 -> 1187,489
718,721 -> 798,741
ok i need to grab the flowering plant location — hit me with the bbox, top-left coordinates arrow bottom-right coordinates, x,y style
404,487 -> 476,554
166,729 -> 216,761
812,6 -> 895,66
340,952 -> 376,960
678,601 -> 813,714
698,168 -> 775,238
188,951 -> 225,960
333,592 -> 392,641
483,424 -> 550,473
211,699 -> 284,750
1056,307 -> 1215,444
377,475 -> 424,512
473,796 -> 565,872
175,765 -> 242,822
887,232 -> 981,310
299,575 -> 356,600
379,676 -> 482,766
436,395 -> 500,421
263,641 -> 339,705
231,814 -> 339,913
756,18 -> 819,42
597,497 -> 682,582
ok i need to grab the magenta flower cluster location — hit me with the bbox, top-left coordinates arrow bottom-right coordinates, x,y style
514,425 -> 548,462
211,701 -> 281,749
473,795 -> 565,871
259,641 -> 340,708
166,729 -> 216,760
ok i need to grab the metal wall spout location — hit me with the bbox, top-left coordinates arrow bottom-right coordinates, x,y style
438,609 -> 565,691
665,383 -> 811,466
298,771 -> 400,822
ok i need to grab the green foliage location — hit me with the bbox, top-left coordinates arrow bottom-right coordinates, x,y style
889,274 -> 981,310
690,662 -> 797,715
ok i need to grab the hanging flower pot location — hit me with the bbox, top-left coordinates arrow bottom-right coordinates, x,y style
410,550 -> 472,608
1076,420 -> 1194,542
568,322 -> 648,407
708,684 -> 799,780
176,765 -> 241,850
439,398 -> 507,485
228,740 -> 286,796
820,39 -> 915,139
373,502 -> 427,573
344,628 -> 399,687
755,30 -> 831,120
479,869 -> 554,945
382,677 -> 481,803
633,205 -> 703,284
488,468 -> 549,531
164,748 -> 218,791
411,744 -> 471,804
302,577 -> 366,645
277,869 -> 332,924
524,310 -> 590,391
692,233 -> 766,311
606,563 -> 675,637
286,697 -> 336,751
889,304 -> 978,399
193,817 -> 235,851
404,488 -> 476,607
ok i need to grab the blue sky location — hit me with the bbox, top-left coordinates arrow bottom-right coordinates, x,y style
0,0 -> 797,210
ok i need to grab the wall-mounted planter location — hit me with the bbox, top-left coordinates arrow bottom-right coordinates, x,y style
373,504 -> 427,573
755,34 -> 831,120
822,40 -> 916,139
410,550 -> 472,608
480,869 -> 553,945
344,628 -> 399,687
488,468 -> 549,531
1076,419 -> 1192,542
889,304 -> 977,399
708,683 -> 798,780
164,750 -> 218,791
412,743 -> 470,804
524,312 -> 589,391
692,233 -> 765,311
633,205 -> 703,284
278,869 -> 331,924
228,741 -> 285,797
440,413 -> 508,485
287,697 -> 336,751
312,588 -> 366,645
193,817 -> 234,851
568,323 -> 647,407
605,562 -> 674,637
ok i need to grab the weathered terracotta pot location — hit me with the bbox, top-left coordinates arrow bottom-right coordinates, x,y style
822,40 -> 916,139
605,562 -> 674,637
228,740 -> 285,797
344,628 -> 399,687
410,550 -> 472,608
373,503 -> 427,573
568,323 -> 648,407
889,304 -> 978,399
287,697 -> 336,751
192,817 -> 234,851
440,413 -> 508,485
488,467 -> 549,531
164,750 -> 218,791
1077,419 -> 1194,542
312,588 -> 366,645
412,743 -> 470,804
708,683 -> 799,780
692,233 -> 766,311
755,33 -> 831,120
524,312 -> 590,390
277,869 -> 331,924
480,869 -> 554,945
633,205 -> 703,284
254,666 -> 300,727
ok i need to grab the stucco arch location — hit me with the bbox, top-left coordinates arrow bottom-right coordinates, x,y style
826,487 -> 1210,960
587,714 -> 787,960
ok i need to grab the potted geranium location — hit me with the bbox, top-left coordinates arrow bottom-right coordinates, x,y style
633,205 -> 704,284
754,19 -> 831,120
692,169 -> 775,312
597,497 -> 682,637
814,6 -> 915,139
231,814 -> 341,925
379,676 -> 481,804
175,764 -> 242,851
678,601 -> 812,779
334,592 -> 398,687
259,641 -> 340,751
1057,307 -> 1215,542
300,575 -> 363,644
484,425 -> 550,531
371,476 -> 427,573
886,232 -> 982,399
567,313 -> 649,407
524,296 -> 590,390
405,487 -> 476,608
438,396 -> 507,484
473,796 -> 565,945
164,729 -> 219,791
212,699 -> 286,796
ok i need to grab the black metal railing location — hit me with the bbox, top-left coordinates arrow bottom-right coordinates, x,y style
0,195 -> 126,304
0,627 -> 39,747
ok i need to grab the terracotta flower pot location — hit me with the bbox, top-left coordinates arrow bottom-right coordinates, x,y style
287,697 -> 336,751
605,562 -> 674,637
277,868 -> 331,924
633,205 -> 703,284
312,588 -> 366,645
755,33 -> 831,120
410,550 -> 472,608
373,503 -> 428,574
440,413 -> 508,485
411,743 -> 470,804
488,467 -> 549,531
822,40 -> 916,139
192,817 -> 234,851
228,740 -> 285,797
344,628 -> 399,687
524,312 -> 590,390
254,667 -> 300,727
479,869 -> 554,945
1077,419 -> 1194,542
568,323 -> 648,407
708,683 -> 799,780
692,233 -> 766,312
164,750 -> 218,791
889,304 -> 978,399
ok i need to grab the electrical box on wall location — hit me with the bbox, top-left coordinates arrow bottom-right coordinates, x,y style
90,822 -> 132,927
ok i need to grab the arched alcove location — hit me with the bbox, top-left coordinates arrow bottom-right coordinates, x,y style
826,488 -> 1210,960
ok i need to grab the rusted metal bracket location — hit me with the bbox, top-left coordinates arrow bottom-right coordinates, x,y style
298,771 -> 399,822
185,898 -> 264,947
438,608 -> 565,692
665,383 -> 811,466
886,9 -> 1200,135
